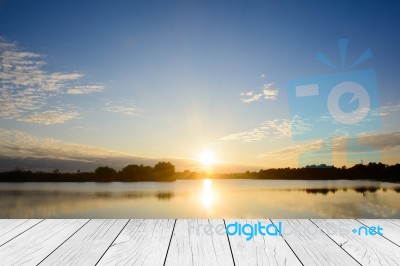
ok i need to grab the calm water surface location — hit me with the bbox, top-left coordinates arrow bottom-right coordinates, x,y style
1,179 -> 400,218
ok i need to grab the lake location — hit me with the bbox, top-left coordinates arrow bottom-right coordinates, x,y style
1,179 -> 400,218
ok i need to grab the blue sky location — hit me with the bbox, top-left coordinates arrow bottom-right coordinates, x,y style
0,0 -> 399,171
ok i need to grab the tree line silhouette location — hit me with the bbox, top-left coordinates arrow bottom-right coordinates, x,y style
0,162 -> 398,182
0,161 -> 176,182
223,163 -> 400,182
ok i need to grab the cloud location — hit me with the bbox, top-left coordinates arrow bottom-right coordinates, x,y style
0,128 -> 237,172
0,36 -> 103,124
379,102 -> 400,116
67,85 -> 104,95
17,110 -> 79,125
262,83 -> 278,100
104,100 -> 142,116
0,128 -> 130,161
357,131 -> 400,151
220,127 -> 268,142
240,83 -> 278,103
220,119 -> 292,142
240,91 -> 262,103
261,131 -> 400,159
261,140 -> 322,159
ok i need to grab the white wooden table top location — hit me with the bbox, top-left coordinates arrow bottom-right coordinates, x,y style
0,219 -> 399,265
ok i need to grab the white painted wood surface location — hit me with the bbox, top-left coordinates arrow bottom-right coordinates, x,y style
40,219 -> 128,265
0,219 -> 399,265
0,219 -> 88,265
226,219 -> 302,266
312,219 -> 400,266
165,219 -> 234,266
358,219 -> 400,246
389,220 -> 400,227
97,219 -> 175,266
272,219 -> 360,266
0,219 -> 42,246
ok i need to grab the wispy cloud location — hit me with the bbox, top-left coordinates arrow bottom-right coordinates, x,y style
220,119 -> 292,142
0,128 -> 130,161
0,128 -> 202,172
17,110 -> 79,125
261,131 -> 400,159
104,100 -> 142,116
67,85 -> 104,95
379,102 -> 400,116
0,36 -> 103,125
240,91 -> 262,103
240,83 -> 278,103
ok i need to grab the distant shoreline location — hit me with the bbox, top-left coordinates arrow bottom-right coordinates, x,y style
0,162 -> 398,183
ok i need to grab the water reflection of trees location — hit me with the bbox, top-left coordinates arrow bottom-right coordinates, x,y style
3,190 -> 175,201
279,187 -> 400,195
354,187 -> 379,194
156,192 -> 174,201
304,188 -> 338,195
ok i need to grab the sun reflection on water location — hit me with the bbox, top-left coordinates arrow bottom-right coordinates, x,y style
201,178 -> 215,209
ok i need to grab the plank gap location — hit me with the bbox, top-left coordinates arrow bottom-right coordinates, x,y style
0,219 -> 44,248
37,219 -> 91,265
163,219 -> 177,266
95,219 -> 130,266
356,219 -> 400,248
271,219 -> 305,266
309,219 -> 362,266
223,219 -> 236,266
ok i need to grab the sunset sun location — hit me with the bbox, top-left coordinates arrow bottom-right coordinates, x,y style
198,149 -> 217,166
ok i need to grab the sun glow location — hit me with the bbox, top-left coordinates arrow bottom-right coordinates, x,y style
201,178 -> 215,209
198,149 -> 216,166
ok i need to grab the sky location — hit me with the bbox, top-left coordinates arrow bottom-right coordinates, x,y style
0,0 -> 399,172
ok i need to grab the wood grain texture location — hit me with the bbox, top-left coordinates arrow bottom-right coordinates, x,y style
40,219 -> 128,265
388,219 -> 400,228
358,219 -> 400,246
312,219 -> 400,266
226,219 -> 302,266
0,219 -> 42,246
271,219 -> 360,266
0,219 -> 88,265
97,219 -> 175,266
1,219 -> 400,265
165,219 -> 234,266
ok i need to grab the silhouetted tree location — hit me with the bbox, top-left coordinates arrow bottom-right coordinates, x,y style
120,164 -> 154,181
95,166 -> 117,181
120,164 -> 140,179
153,161 -> 175,180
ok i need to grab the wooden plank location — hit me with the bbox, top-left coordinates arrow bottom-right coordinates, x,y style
165,219 -> 234,266
97,219 -> 174,266
226,219 -> 302,266
0,219 -> 42,246
358,219 -> 400,247
388,219 -> 400,228
0,219 -> 88,265
271,219 -> 359,266
39,219 -> 128,265
312,219 -> 400,266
